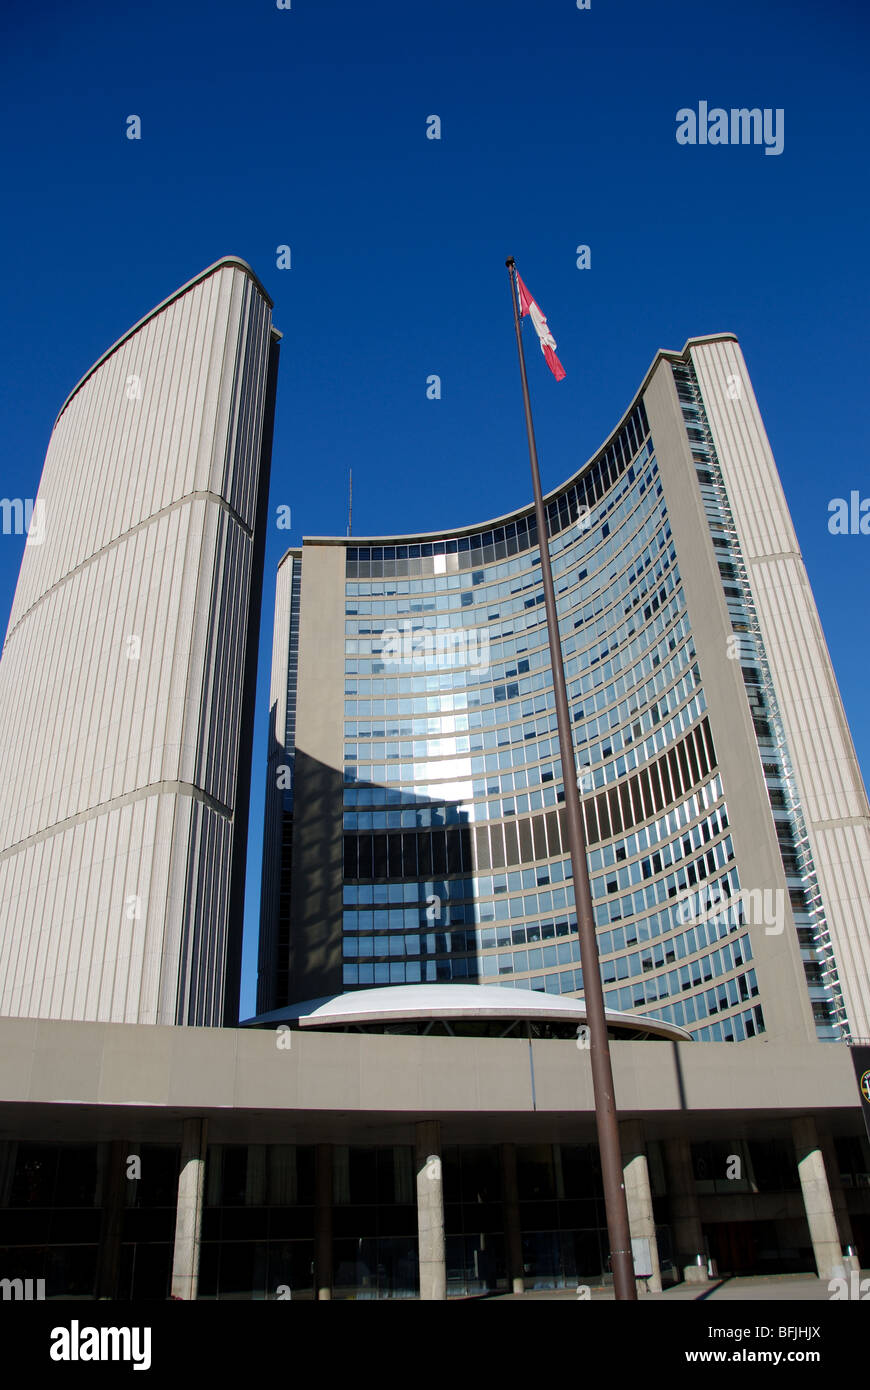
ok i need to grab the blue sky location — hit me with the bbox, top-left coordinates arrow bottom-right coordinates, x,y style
1,0 -> 867,1019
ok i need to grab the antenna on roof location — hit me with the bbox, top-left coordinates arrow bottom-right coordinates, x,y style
347,468 -> 353,537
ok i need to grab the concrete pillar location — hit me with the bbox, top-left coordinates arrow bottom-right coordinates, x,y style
96,1139 -> 127,1299
500,1143 -> 525,1295
415,1120 -> 446,1300
792,1116 -> 844,1281
819,1132 -> 858,1270
664,1135 -> 710,1285
620,1120 -> 662,1293
314,1144 -> 333,1300
171,1118 -> 208,1300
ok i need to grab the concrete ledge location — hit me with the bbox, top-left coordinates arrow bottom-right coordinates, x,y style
0,1018 -> 860,1123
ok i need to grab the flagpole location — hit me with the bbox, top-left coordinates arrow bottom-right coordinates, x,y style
505,257 -> 637,1302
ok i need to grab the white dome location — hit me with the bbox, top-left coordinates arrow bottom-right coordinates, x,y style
246,982 -> 691,1040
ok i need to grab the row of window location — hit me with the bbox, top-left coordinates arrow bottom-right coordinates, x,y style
344,612 -> 694,781
342,879 -> 575,927
344,667 -> 700,790
591,804 -> 729,899
341,789 -> 725,911
345,405 -> 649,575
340,920 -> 752,1004
344,685 -> 707,811
598,873 -> 739,956
589,775 -> 724,872
342,865 -> 569,906
347,558 -> 682,693
342,721 -> 717,883
678,1004 -> 765,1042
343,826 -> 731,938
345,596 -> 684,753
342,770 -> 723,843
339,783 -> 722,911
593,835 -> 735,930
346,578 -> 686,720
346,469 -> 668,661
341,871 -> 744,969
344,504 -> 671,699
341,959 -> 584,991
344,604 -> 691,730
607,967 -> 758,1019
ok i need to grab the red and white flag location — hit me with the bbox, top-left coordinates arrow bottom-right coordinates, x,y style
516,272 -> 566,381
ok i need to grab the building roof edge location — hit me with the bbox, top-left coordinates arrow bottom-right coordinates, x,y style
54,257 -> 275,425
300,334 -> 740,547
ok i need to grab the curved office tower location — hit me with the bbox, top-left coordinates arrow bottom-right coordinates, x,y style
0,258 -> 280,1026
259,333 -> 870,1045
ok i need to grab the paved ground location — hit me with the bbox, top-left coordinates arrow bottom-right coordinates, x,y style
482,1272 -> 868,1301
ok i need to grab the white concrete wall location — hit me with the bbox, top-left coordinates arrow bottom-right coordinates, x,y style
691,339 -> 870,1037
0,260 -> 275,1025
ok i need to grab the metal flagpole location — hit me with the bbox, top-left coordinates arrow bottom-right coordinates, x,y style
505,257 -> 637,1301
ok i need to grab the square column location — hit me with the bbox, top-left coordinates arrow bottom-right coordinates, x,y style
664,1136 -> 710,1285
171,1118 -> 208,1300
96,1139 -> 127,1299
792,1115 -> 845,1281
620,1120 -> 662,1293
315,1144 -> 333,1300
820,1133 -> 860,1273
415,1121 -> 446,1300
500,1143 -> 525,1295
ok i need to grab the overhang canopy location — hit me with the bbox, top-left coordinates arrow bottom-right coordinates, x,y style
244,983 -> 692,1041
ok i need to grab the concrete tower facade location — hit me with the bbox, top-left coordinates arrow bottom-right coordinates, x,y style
0,258 -> 280,1026
259,335 -> 870,1046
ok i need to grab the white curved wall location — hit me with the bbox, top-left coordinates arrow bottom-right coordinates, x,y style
690,338 -> 870,1038
0,259 -> 277,1024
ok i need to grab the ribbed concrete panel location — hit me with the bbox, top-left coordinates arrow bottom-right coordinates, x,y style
0,794 -> 180,1023
748,557 -> 859,824
0,259 -> 278,1025
691,338 -> 870,1035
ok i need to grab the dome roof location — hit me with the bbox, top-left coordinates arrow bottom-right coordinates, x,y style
245,982 -> 691,1040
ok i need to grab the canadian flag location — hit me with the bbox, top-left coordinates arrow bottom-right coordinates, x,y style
516,272 -> 566,381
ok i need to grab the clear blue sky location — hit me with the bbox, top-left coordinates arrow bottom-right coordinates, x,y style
1,0 -> 867,1020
